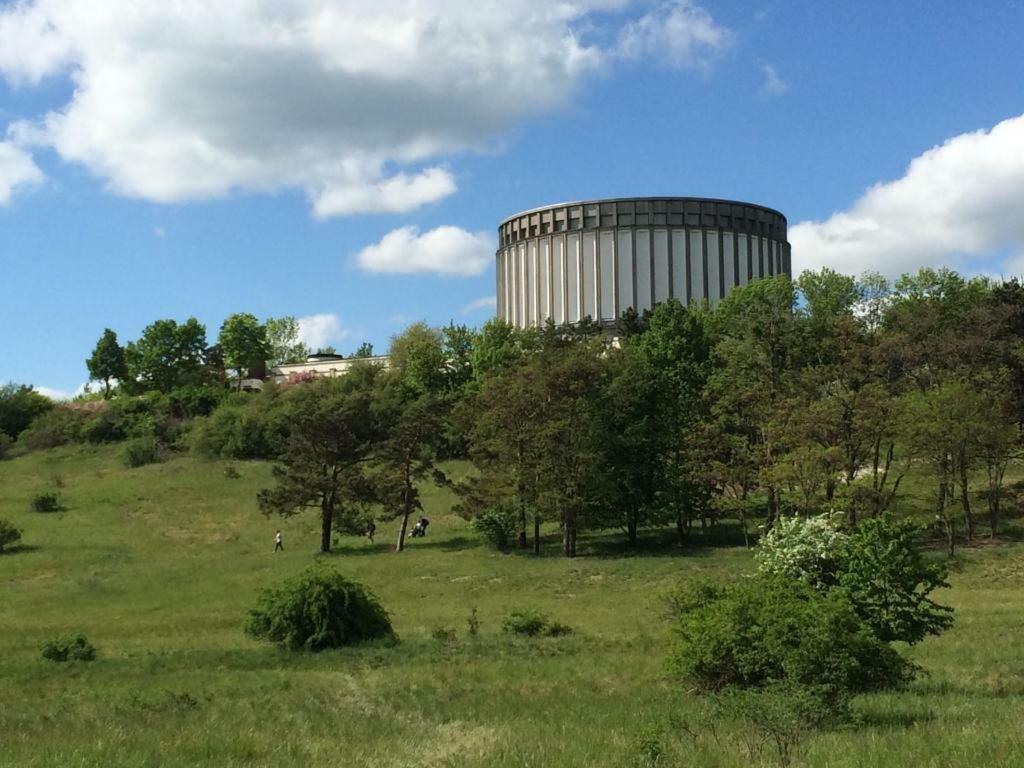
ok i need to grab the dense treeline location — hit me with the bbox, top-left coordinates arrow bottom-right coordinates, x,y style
2,267 -> 1022,555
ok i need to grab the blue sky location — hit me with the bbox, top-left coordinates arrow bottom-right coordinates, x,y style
1,0 -> 1023,396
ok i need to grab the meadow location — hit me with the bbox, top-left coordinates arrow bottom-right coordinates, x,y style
2,445 -> 1024,767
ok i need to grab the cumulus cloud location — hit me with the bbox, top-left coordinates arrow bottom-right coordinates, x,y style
462,296 -> 497,314
35,382 -> 88,401
759,64 -> 786,95
0,140 -> 43,204
0,1 -> 730,217
791,113 -> 1024,278
297,313 -> 348,351
616,0 -> 732,69
355,225 -> 493,276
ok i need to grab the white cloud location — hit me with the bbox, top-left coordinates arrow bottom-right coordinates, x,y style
297,313 -> 348,351
0,1 -> 730,217
759,63 -> 786,95
0,140 -> 43,205
462,296 -> 497,314
616,0 -> 732,69
791,113 -> 1024,278
35,382 -> 88,401
355,225 -> 493,276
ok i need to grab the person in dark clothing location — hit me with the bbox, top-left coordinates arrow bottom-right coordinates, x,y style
366,521 -> 376,543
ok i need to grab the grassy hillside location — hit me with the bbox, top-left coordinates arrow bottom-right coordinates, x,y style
2,446 -> 1024,767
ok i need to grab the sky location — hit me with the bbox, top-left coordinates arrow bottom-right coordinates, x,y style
1,0 -> 1023,397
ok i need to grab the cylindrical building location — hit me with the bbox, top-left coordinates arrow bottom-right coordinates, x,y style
496,197 -> 790,328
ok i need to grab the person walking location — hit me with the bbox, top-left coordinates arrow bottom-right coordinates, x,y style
366,521 -> 376,543
274,530 -> 284,552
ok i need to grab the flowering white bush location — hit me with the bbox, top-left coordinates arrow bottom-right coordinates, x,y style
755,514 -> 848,587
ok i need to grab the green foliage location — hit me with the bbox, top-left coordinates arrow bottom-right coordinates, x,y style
123,435 -> 160,468
17,407 -> 87,451
388,322 -> 447,394
755,514 -> 849,588
0,382 -> 53,440
245,567 -> 395,651
265,316 -> 310,367
502,609 -> 572,638
467,607 -> 481,638
189,391 -> 289,460
471,503 -> 520,550
755,514 -> 954,645
30,492 -> 61,513
0,430 -> 10,460
352,341 -> 374,358
668,575 -> 914,710
219,312 -> 272,382
839,516 -> 954,644
125,318 -> 209,393
0,518 -> 21,552
86,328 -> 127,397
41,633 -> 97,662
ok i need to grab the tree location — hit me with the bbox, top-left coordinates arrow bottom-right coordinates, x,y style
352,341 -> 374,358
389,322 -> 446,394
373,378 -> 446,552
257,375 -> 379,553
219,313 -> 272,387
85,328 -> 127,398
471,318 -> 537,380
125,318 -> 208,393
440,322 -> 478,394
0,383 -> 53,440
0,518 -> 21,552
265,316 -> 310,366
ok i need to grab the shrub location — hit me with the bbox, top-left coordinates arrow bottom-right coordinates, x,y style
755,514 -> 954,645
123,435 -> 160,468
189,397 -> 289,460
17,407 -> 86,451
503,609 -> 573,638
223,464 -> 241,479
467,607 -> 481,638
431,626 -> 457,643
668,575 -> 913,711
755,513 -> 848,588
246,567 -> 395,651
30,492 -> 61,513
838,516 -> 954,644
472,504 -> 520,550
0,519 -> 21,552
0,431 -> 11,460
41,633 -> 97,662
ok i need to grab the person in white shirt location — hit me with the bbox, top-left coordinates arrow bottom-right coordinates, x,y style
274,530 -> 283,552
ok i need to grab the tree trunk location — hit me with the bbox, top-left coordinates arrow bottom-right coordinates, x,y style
395,478 -> 412,552
562,509 -> 576,558
627,507 -> 638,547
320,501 -> 333,553
766,486 -> 779,529
675,511 -> 686,546
533,514 -> 541,555
517,495 -> 528,549
959,456 -> 973,543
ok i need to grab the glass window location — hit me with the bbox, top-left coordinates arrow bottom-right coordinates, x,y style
672,230 -> 687,303
689,229 -> 704,301
653,229 -> 670,304
528,240 -> 538,326
737,234 -> 749,285
552,236 -> 565,325
635,230 -> 652,313
723,232 -> 735,292
600,231 -> 615,321
582,232 -> 597,321
567,233 -> 580,323
762,237 -> 770,276
706,230 -> 720,304
617,229 -> 633,313
540,238 -> 551,324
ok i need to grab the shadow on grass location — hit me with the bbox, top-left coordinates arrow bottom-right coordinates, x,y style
326,535 -> 480,557
0,543 -> 42,555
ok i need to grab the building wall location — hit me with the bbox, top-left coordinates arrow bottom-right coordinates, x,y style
496,197 -> 790,328
270,355 -> 390,383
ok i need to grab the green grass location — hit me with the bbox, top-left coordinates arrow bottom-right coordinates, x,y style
2,445 -> 1024,766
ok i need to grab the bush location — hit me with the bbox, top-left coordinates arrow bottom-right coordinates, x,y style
246,567 -> 395,651
0,518 -> 21,552
668,575 -> 914,711
472,504 -> 520,550
431,626 -> 457,643
755,513 -> 848,588
502,609 -> 573,638
755,514 -> 954,645
17,407 -> 87,451
123,435 -> 159,468
41,633 -> 97,662
30,492 -> 61,513
0,431 -> 11,460
189,395 -> 289,460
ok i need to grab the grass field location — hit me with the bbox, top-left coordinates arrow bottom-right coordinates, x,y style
3,445 -> 1024,767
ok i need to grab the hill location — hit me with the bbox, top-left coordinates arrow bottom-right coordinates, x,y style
2,445 -> 1024,767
